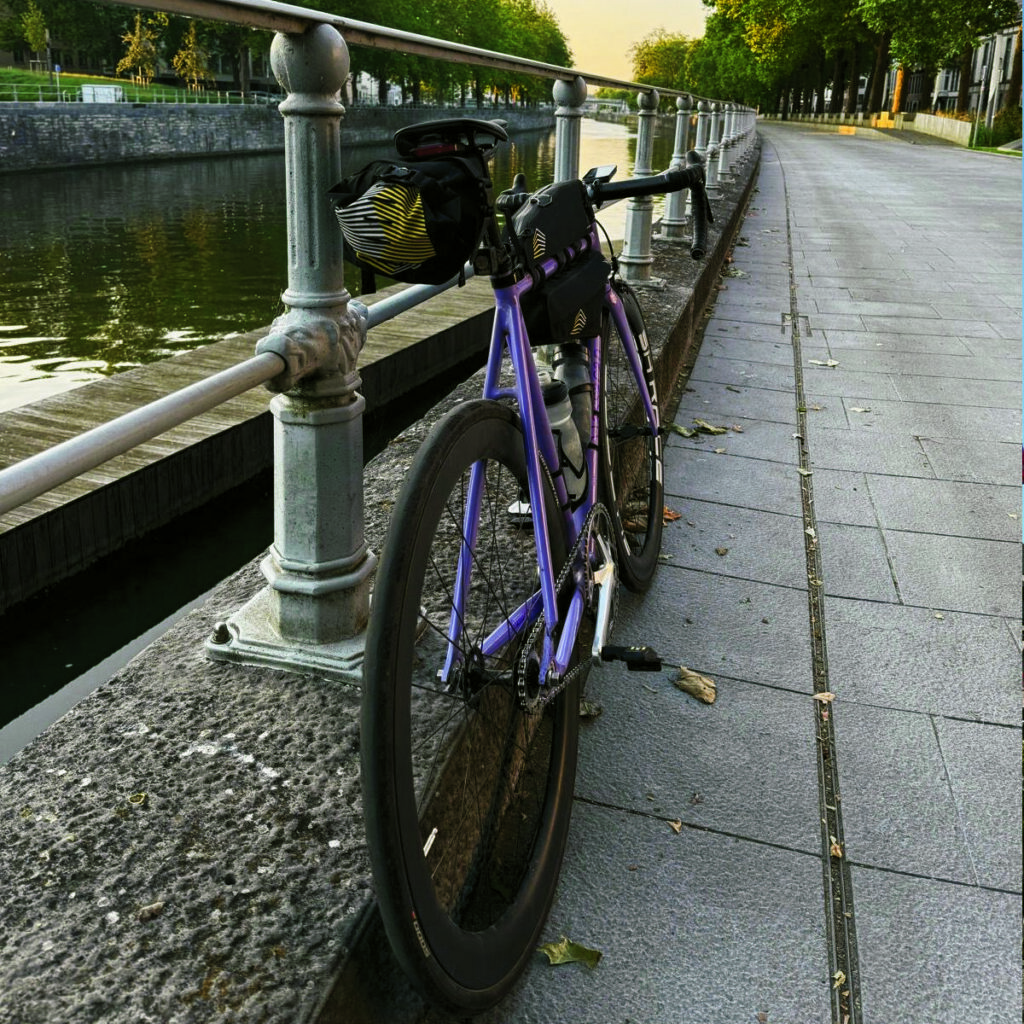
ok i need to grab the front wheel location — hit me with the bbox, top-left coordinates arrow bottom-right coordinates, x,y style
599,283 -> 665,591
361,399 -> 579,1015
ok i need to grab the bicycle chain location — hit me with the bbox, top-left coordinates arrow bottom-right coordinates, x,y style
516,500 -> 612,712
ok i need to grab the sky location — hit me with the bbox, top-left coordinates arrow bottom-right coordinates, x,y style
542,0 -> 710,82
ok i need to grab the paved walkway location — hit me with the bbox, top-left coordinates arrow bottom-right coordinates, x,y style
438,124 -> 1021,1023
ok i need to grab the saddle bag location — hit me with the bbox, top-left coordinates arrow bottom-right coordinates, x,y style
521,249 -> 609,346
328,153 -> 489,290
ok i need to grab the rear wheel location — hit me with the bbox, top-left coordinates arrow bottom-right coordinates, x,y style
599,283 -> 665,591
362,399 -> 579,1014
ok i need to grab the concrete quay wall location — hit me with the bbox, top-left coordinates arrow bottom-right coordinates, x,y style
0,103 -> 554,173
0,146 -> 759,1024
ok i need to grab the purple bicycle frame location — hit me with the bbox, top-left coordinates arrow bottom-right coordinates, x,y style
439,228 -> 659,689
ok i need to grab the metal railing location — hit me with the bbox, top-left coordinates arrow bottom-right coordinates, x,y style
0,83 -> 281,104
0,0 -> 757,678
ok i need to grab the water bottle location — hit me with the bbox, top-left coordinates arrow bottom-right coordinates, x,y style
542,379 -> 587,507
553,342 -> 592,456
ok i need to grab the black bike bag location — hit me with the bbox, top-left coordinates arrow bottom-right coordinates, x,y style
328,153 -> 490,289
521,249 -> 609,346
509,179 -> 595,275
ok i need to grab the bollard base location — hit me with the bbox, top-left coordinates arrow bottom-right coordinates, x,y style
206,586 -> 366,682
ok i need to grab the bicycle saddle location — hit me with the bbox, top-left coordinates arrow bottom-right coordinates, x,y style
394,117 -> 509,159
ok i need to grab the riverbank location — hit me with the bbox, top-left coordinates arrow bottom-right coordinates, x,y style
0,103 -> 554,173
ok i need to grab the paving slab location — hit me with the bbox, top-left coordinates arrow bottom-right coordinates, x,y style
663,449 -> 805,517
917,437 -> 1019,485
863,475 -> 1020,541
675,380 -> 798,425
880,531 -> 1018,615
852,868 -> 1021,1024
666,413 -> 800,464
832,703 -> 978,883
806,427 -> 936,477
824,597 -> 1020,724
660,498 -> 808,589
933,717 -> 1023,892
815,348 -> 1020,381
574,668 -> 821,852
462,803 -> 831,1024
816,522 -> 899,603
802,394 -> 1020,443
819,329 -> 977,356
624,568 -> 814,692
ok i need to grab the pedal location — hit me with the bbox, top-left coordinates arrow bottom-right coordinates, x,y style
600,645 -> 662,671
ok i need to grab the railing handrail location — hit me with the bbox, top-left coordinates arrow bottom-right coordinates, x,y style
109,0 -> 720,101
0,351 -> 285,517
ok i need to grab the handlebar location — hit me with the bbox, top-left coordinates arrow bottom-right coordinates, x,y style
589,151 -> 712,260
494,151 -> 713,262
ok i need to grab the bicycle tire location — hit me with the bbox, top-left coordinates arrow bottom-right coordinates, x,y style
598,282 -> 665,591
362,399 -> 580,1014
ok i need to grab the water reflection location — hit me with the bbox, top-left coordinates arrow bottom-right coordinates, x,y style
0,117 -> 679,412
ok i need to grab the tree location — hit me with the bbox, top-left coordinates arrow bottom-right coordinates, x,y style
20,0 -> 47,60
630,29 -> 695,97
172,22 -> 213,90
116,11 -> 167,85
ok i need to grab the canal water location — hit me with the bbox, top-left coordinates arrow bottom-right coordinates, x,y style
0,117 -> 680,411
0,116 -> 682,760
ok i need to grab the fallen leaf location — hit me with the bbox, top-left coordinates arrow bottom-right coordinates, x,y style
797,467 -> 812,476
830,837 -> 844,859
673,666 -> 717,704
809,404 -> 823,412
668,819 -> 683,833
663,507 -> 683,523
138,901 -> 165,922
693,418 -> 729,435
934,612 -> 944,620
714,447 -> 727,454
832,970 -> 847,990
731,424 -> 744,433
808,358 -> 840,368
668,422 -> 698,438
715,547 -> 729,556
579,700 -> 603,719
537,937 -> 603,969
812,692 -> 836,703
805,527 -> 817,540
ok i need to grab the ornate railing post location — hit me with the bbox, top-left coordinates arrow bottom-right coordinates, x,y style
207,23 -> 375,679
706,101 -> 723,198
553,75 -> 587,182
660,94 -> 691,240
695,98 -> 711,162
619,88 -> 660,284
718,103 -> 733,180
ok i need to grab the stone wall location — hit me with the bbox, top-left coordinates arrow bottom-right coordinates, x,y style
0,102 -> 554,173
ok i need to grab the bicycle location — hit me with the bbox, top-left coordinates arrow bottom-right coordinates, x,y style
358,117 -> 711,1015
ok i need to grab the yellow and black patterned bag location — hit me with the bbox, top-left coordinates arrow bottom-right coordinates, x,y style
328,154 -> 489,290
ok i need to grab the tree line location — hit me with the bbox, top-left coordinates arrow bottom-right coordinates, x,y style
615,0 -> 1021,117
0,0 -> 571,105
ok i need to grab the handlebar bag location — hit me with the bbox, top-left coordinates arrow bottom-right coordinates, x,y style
329,153 -> 489,287
521,249 -> 609,345
510,179 -> 596,275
